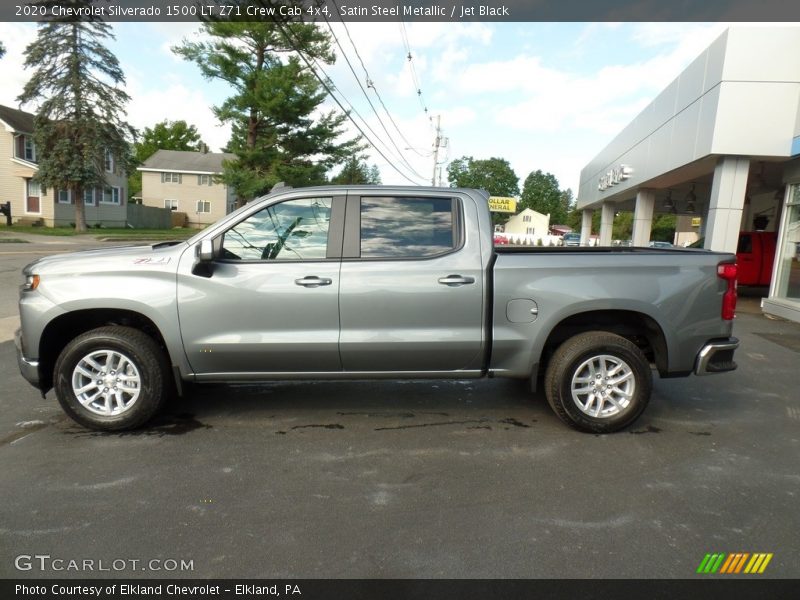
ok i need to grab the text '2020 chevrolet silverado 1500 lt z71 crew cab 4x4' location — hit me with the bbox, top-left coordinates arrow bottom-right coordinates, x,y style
16,186 -> 740,433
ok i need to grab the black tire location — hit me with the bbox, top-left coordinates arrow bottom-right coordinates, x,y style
53,326 -> 169,431
544,331 -> 652,433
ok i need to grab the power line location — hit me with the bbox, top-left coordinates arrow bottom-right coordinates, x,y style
328,0 -> 430,158
399,21 -> 433,128
317,1 -> 428,180
273,20 -> 426,185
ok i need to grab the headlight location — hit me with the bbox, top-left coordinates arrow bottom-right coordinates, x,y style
23,274 -> 40,291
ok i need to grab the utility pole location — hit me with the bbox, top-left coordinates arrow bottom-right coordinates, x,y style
431,114 -> 441,185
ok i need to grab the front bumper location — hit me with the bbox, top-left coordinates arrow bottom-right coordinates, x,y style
15,327 -> 40,388
694,337 -> 739,376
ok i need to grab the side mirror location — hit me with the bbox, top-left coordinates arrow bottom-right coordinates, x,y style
198,239 -> 214,262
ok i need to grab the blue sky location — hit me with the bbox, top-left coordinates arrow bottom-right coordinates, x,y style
0,21 -> 744,194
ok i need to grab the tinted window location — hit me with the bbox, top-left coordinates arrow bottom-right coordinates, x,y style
360,197 -> 455,258
737,234 -> 752,254
222,197 -> 331,261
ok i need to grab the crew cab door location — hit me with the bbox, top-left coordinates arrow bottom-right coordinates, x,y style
177,195 -> 344,376
337,193 -> 485,373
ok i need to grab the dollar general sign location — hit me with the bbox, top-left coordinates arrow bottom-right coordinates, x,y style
488,197 -> 517,213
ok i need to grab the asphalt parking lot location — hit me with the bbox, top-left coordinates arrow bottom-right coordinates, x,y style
1,234 -> 799,579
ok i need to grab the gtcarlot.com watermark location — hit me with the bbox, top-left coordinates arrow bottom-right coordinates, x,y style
14,554 -> 194,573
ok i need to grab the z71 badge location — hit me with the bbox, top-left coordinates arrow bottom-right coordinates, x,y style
133,257 -> 171,265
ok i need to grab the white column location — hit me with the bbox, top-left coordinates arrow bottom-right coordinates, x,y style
580,209 -> 593,245
704,157 -> 750,253
632,189 -> 656,246
599,202 -> 615,246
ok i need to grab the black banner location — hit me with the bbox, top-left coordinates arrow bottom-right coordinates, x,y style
3,579 -> 799,600
3,0 -> 800,23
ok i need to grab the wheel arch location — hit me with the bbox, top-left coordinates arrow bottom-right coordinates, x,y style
38,308 -> 174,393
538,309 -> 670,378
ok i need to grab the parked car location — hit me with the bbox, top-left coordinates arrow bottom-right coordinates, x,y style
16,186 -> 739,433
648,240 -> 674,249
562,232 -> 581,246
493,234 -> 509,245
689,231 -> 777,286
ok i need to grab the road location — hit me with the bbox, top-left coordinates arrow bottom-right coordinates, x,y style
1,235 -> 799,579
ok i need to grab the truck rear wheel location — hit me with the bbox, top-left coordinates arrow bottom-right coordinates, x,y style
53,326 -> 168,431
544,331 -> 652,433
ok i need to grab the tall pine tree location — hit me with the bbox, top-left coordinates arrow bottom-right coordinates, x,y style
17,1 -> 134,232
174,18 -> 361,203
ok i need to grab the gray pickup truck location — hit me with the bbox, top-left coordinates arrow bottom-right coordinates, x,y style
16,185 -> 739,433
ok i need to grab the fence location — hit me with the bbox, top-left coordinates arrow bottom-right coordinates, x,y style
126,203 -> 172,229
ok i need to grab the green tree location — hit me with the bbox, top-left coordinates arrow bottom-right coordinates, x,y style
174,19 -> 360,203
331,155 -> 381,184
447,156 -> 519,225
17,3 -> 134,232
650,213 -> 677,242
520,170 -> 570,225
446,156 -> 519,196
128,120 -> 205,198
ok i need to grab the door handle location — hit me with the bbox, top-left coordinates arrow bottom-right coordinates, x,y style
295,276 -> 333,288
438,274 -> 475,287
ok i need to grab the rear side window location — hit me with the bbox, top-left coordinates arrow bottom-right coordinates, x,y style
360,196 -> 456,258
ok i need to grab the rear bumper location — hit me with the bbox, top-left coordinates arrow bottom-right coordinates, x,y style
694,337 -> 739,376
15,327 -> 40,388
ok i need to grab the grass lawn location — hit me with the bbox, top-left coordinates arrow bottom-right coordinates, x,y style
0,225 -> 198,240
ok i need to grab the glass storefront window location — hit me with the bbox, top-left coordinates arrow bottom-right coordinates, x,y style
773,184 -> 800,300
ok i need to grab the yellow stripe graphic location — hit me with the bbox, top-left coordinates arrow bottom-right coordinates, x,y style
748,554 -> 765,573
757,553 -> 773,574
743,554 -> 758,573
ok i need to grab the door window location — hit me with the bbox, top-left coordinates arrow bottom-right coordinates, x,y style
222,197 -> 332,261
360,196 -> 456,258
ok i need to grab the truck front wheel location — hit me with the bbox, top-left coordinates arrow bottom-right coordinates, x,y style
544,331 -> 652,433
53,326 -> 168,431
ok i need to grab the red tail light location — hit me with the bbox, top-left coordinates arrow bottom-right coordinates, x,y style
717,262 -> 738,320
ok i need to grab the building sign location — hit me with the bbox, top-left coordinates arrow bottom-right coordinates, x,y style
488,196 -> 517,213
598,164 -> 633,191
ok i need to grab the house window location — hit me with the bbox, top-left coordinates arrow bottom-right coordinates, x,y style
15,135 -> 37,162
196,201 -> 211,213
58,190 -> 72,204
101,186 -> 121,205
165,199 -> 178,211
161,172 -> 182,184
197,174 -> 213,186
83,188 -> 96,206
104,149 -> 115,173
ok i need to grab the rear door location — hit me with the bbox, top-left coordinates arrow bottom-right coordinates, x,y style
758,232 -> 777,285
337,193 -> 484,373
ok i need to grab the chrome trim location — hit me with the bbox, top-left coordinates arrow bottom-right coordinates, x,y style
695,339 -> 739,376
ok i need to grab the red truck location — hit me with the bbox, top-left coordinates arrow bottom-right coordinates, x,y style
691,231 -> 776,286
736,231 -> 777,286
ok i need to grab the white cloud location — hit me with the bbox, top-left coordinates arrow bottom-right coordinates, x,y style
0,23 -> 37,109
123,74 -> 231,153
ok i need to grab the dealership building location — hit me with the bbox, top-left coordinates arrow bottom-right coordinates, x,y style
576,26 -> 800,323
